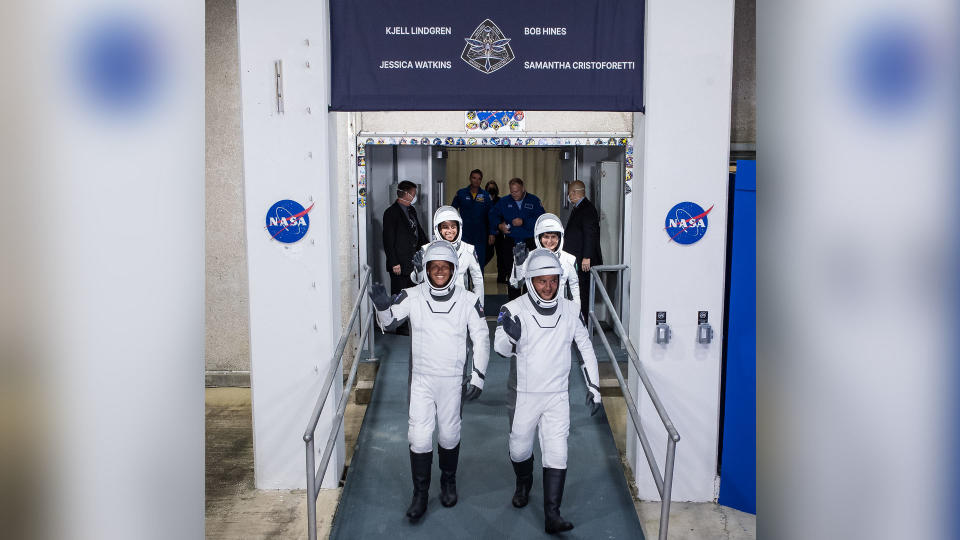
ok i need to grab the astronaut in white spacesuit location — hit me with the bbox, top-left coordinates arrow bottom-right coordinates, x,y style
494,249 -> 602,534
509,213 -> 580,307
370,240 -> 490,521
411,205 -> 484,305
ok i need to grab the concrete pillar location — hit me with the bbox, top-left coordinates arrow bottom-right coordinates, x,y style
236,0 -> 343,489
206,0 -> 251,377
628,0 -> 736,501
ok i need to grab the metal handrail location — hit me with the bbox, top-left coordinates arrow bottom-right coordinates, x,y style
304,266 -> 375,540
589,264 -> 680,540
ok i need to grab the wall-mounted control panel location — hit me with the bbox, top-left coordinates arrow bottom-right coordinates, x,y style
656,311 -> 671,344
697,310 -> 713,344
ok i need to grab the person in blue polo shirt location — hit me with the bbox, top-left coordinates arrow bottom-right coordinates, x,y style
488,177 -> 545,299
451,169 -> 493,269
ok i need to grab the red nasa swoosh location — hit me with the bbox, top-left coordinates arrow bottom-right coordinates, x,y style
666,204 -> 713,242
270,202 -> 315,239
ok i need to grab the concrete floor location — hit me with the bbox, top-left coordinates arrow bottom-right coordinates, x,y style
601,396 -> 755,540
206,274 -> 755,538
205,387 -> 358,539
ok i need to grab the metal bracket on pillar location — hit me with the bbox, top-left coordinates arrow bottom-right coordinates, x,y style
275,60 -> 284,114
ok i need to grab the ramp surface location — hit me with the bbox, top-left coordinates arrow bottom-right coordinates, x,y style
330,325 -> 644,539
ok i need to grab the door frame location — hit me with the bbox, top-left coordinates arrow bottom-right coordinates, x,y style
355,132 -> 635,334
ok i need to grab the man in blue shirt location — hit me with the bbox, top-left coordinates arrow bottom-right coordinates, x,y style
488,177 -> 545,298
451,169 -> 493,268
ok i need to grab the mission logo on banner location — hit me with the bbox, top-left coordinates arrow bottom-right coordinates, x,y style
330,0 -> 644,111
664,202 -> 714,245
266,200 -> 314,244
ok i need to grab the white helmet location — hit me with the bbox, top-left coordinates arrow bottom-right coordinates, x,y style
432,206 -> 463,249
534,213 -> 564,252
422,240 -> 459,297
523,248 -> 563,309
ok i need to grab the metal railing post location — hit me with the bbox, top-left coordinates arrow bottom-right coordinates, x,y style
366,307 -> 375,360
306,438 -> 317,540
659,438 -> 678,540
588,268 -> 596,337
615,268 -> 624,348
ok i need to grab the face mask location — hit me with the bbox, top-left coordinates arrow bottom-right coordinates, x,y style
566,195 -> 573,204
410,193 -> 418,205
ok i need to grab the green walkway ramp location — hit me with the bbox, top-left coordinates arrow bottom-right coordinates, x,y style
330,326 -> 644,539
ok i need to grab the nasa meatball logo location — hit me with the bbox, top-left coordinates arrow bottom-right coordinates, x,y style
664,202 -> 713,245
266,199 -> 314,243
462,19 -> 514,74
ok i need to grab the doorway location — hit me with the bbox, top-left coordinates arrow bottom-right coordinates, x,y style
357,136 -> 632,329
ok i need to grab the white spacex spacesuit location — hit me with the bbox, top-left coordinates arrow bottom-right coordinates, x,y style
509,213 -> 580,307
371,240 -> 489,520
494,248 -> 601,533
411,205 -> 484,304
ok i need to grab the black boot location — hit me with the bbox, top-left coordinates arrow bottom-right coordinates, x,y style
438,443 -> 460,507
510,456 -> 534,508
406,450 -> 432,521
543,467 -> 574,534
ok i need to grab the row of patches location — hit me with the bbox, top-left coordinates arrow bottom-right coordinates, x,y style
356,136 -> 630,154
466,110 -> 524,131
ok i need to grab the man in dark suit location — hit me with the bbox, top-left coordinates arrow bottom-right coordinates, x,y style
564,181 -> 603,316
383,180 -> 429,334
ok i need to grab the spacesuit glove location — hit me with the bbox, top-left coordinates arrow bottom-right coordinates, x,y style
469,370 -> 485,390
498,308 -> 522,342
369,282 -> 392,311
462,383 -> 482,401
587,391 -> 603,416
512,243 -> 529,266
412,249 -> 424,275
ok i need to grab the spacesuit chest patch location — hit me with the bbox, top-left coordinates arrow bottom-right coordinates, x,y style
392,290 -> 408,305
531,312 -> 561,329
426,299 -> 456,314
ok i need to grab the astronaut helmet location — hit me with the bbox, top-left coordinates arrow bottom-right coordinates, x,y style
422,240 -> 460,297
533,213 -> 564,253
523,248 -> 563,309
432,206 -> 463,249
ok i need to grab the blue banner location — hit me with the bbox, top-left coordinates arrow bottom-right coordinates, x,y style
330,0 -> 644,111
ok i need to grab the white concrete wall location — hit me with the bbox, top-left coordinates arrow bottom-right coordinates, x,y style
237,0 -> 344,489
627,0 -> 735,501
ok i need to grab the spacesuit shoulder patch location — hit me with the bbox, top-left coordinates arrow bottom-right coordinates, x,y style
392,290 -> 408,305
474,299 -> 484,319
